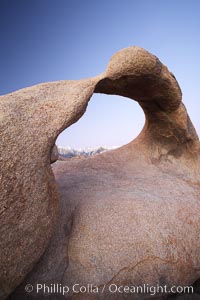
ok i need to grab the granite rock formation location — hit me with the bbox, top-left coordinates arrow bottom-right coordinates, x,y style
1,47 -> 200,300
0,79 -> 98,299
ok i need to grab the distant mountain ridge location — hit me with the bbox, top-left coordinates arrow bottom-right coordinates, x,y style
57,146 -> 117,158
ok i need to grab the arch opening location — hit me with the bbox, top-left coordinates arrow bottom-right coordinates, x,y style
55,93 -> 145,159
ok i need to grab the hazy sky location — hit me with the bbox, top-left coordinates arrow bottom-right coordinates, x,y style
1,0 -> 200,148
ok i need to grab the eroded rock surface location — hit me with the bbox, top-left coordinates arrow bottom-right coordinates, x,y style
0,79 -> 99,299
1,47 -> 200,299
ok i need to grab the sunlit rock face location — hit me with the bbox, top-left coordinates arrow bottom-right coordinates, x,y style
1,47 -> 200,300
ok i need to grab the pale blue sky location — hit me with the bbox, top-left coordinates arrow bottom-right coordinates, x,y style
1,0 -> 200,148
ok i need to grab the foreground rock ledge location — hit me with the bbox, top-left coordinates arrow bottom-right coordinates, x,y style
1,47 -> 200,300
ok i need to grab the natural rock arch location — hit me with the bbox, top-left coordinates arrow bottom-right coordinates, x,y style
0,47 -> 200,299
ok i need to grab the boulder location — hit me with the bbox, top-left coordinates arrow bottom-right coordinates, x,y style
0,79 -> 98,299
1,47 -> 200,299
50,144 -> 59,163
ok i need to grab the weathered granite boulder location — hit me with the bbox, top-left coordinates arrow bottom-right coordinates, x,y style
0,79 -> 99,299
1,47 -> 200,300
50,144 -> 59,163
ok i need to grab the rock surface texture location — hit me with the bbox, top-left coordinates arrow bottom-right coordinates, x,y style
1,47 -> 200,300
